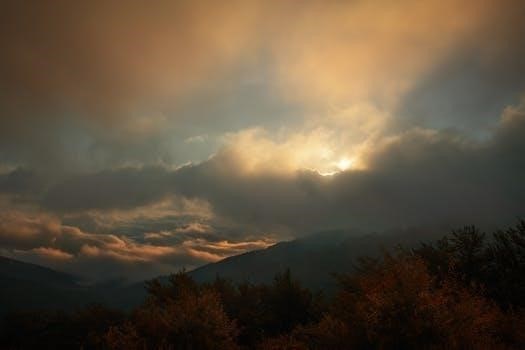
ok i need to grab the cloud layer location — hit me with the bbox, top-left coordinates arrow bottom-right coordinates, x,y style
1,98 -> 524,281
0,0 -> 524,280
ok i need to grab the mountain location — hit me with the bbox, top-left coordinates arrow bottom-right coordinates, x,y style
0,256 -> 133,314
1,256 -> 81,313
190,228 -> 441,292
0,228 -> 442,313
0,255 -> 77,286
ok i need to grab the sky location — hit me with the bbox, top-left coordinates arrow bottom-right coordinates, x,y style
1,0 -> 524,282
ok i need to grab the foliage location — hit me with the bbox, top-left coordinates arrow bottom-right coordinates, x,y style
0,305 -> 124,349
106,272 -> 239,350
2,221 -> 525,349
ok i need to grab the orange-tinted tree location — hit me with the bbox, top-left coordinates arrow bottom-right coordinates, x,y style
263,253 -> 522,349
106,272 -> 239,350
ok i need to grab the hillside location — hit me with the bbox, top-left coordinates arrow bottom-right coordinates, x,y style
0,228 -> 442,313
190,228 -> 440,291
0,255 -> 160,314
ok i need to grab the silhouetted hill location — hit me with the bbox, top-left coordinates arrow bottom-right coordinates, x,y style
0,228 -> 443,313
1,256 -> 82,313
0,256 -> 136,314
190,228 -> 441,292
0,255 -> 77,286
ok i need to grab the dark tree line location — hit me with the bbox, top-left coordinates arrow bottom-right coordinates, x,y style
2,221 -> 525,349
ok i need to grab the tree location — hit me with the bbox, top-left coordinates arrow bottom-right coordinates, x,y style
486,220 -> 525,308
106,271 -> 239,350
272,254 -> 517,349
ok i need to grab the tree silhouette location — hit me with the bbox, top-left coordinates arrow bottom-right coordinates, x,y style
2,221 -> 525,349
106,271 -> 238,350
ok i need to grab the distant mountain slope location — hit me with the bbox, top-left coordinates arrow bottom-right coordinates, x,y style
190,228 -> 440,292
0,228 -> 443,313
0,256 -> 106,314
0,255 -> 77,286
0,257 -> 80,312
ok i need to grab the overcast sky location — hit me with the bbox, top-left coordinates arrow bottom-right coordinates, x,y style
1,0 -> 524,282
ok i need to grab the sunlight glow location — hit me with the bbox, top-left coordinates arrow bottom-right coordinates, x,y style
315,157 -> 356,176
336,158 -> 353,171
317,170 -> 338,177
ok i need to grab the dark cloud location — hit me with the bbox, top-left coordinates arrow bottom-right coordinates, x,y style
0,168 -> 45,195
164,103 -> 525,231
395,50 -> 525,134
42,166 -> 173,211
393,0 -> 525,133
0,99 -> 523,281
0,99 -> 518,234
0,0 -> 262,172
1,0 -> 524,281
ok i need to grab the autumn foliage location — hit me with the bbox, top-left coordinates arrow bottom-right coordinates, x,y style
2,221 -> 525,349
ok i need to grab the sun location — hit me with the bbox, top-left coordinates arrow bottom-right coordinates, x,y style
315,157 -> 355,176
336,158 -> 353,171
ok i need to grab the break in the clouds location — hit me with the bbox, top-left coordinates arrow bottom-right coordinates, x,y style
0,0 -> 524,281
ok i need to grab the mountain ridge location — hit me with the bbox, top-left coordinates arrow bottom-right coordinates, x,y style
0,227 -> 443,313
189,227 -> 441,291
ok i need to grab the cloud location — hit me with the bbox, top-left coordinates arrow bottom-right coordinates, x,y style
0,98 -> 523,280
42,166 -> 174,211
0,0 -> 261,172
1,97 -> 513,234
171,98 -> 525,231
0,167 -> 46,196
0,211 -> 72,251
64,197 -> 214,236
1,0 -> 524,281
31,247 -> 74,261
0,0 -> 259,116
0,210 -> 275,281
1,0 -> 523,174
269,1 -> 476,104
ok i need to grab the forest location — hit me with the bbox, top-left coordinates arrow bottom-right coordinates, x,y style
1,221 -> 525,349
